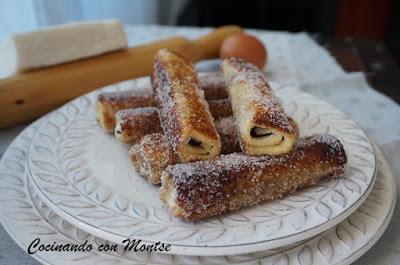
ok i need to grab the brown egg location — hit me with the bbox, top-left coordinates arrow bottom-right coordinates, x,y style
219,33 -> 267,69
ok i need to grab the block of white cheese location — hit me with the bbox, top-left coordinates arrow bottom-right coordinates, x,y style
0,19 -> 127,75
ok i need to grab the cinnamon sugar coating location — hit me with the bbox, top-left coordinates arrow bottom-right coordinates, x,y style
208,99 -> 233,118
96,72 -> 227,133
96,87 -> 153,132
198,71 -> 228,100
130,117 -> 240,184
152,49 -> 221,162
160,134 -> 347,221
115,99 -> 233,143
114,107 -> 162,143
221,57 -> 297,155
130,133 -> 179,184
130,117 -> 299,184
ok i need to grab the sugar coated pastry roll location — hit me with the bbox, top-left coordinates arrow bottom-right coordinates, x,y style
153,49 -> 221,162
130,133 -> 179,184
160,134 -> 347,221
198,72 -> 228,100
208,99 -> 233,118
96,72 -> 227,133
114,107 -> 161,142
130,117 -> 240,184
115,99 -> 233,143
221,57 -> 297,155
96,87 -> 153,132
214,116 -> 241,154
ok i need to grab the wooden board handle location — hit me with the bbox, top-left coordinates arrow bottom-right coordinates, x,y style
0,25 -> 242,129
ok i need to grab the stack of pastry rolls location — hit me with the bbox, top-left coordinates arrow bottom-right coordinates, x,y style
129,115 -> 298,184
95,49 -> 347,222
114,99 -> 232,143
96,71 -> 228,133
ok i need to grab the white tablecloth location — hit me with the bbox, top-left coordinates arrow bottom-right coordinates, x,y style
0,25 -> 399,265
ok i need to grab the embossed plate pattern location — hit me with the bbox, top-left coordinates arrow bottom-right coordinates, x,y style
26,79 -> 376,255
0,119 -> 393,265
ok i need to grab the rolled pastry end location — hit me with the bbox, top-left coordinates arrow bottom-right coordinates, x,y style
180,130 -> 221,162
95,100 -> 115,133
114,107 -> 161,143
129,133 -> 178,184
241,120 -> 298,155
95,87 -> 154,133
160,174 -> 185,217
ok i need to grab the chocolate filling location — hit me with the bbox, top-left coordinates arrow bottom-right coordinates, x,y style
250,127 -> 273,138
188,138 -> 202,147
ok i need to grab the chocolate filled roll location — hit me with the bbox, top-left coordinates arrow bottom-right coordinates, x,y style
153,49 -> 221,162
221,57 -> 297,156
96,87 -> 153,133
130,133 -> 179,184
96,72 -> 226,133
160,134 -> 347,221
208,99 -> 233,119
130,117 -> 240,184
198,71 -> 228,100
115,99 -> 233,143
115,107 -> 161,143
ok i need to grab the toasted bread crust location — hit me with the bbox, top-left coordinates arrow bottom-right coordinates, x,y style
114,107 -> 162,142
130,117 -> 299,185
114,99 -> 233,143
130,133 -> 179,184
160,134 -> 347,221
96,87 -> 153,132
129,117 -> 240,184
96,72 -> 227,133
222,57 -> 297,155
198,71 -> 228,100
153,49 -> 221,162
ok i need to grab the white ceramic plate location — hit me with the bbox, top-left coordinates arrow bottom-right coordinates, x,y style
26,78 -> 376,255
0,120 -> 393,265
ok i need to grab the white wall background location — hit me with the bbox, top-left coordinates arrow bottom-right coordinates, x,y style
0,0 -> 40,38
0,0 -> 160,39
